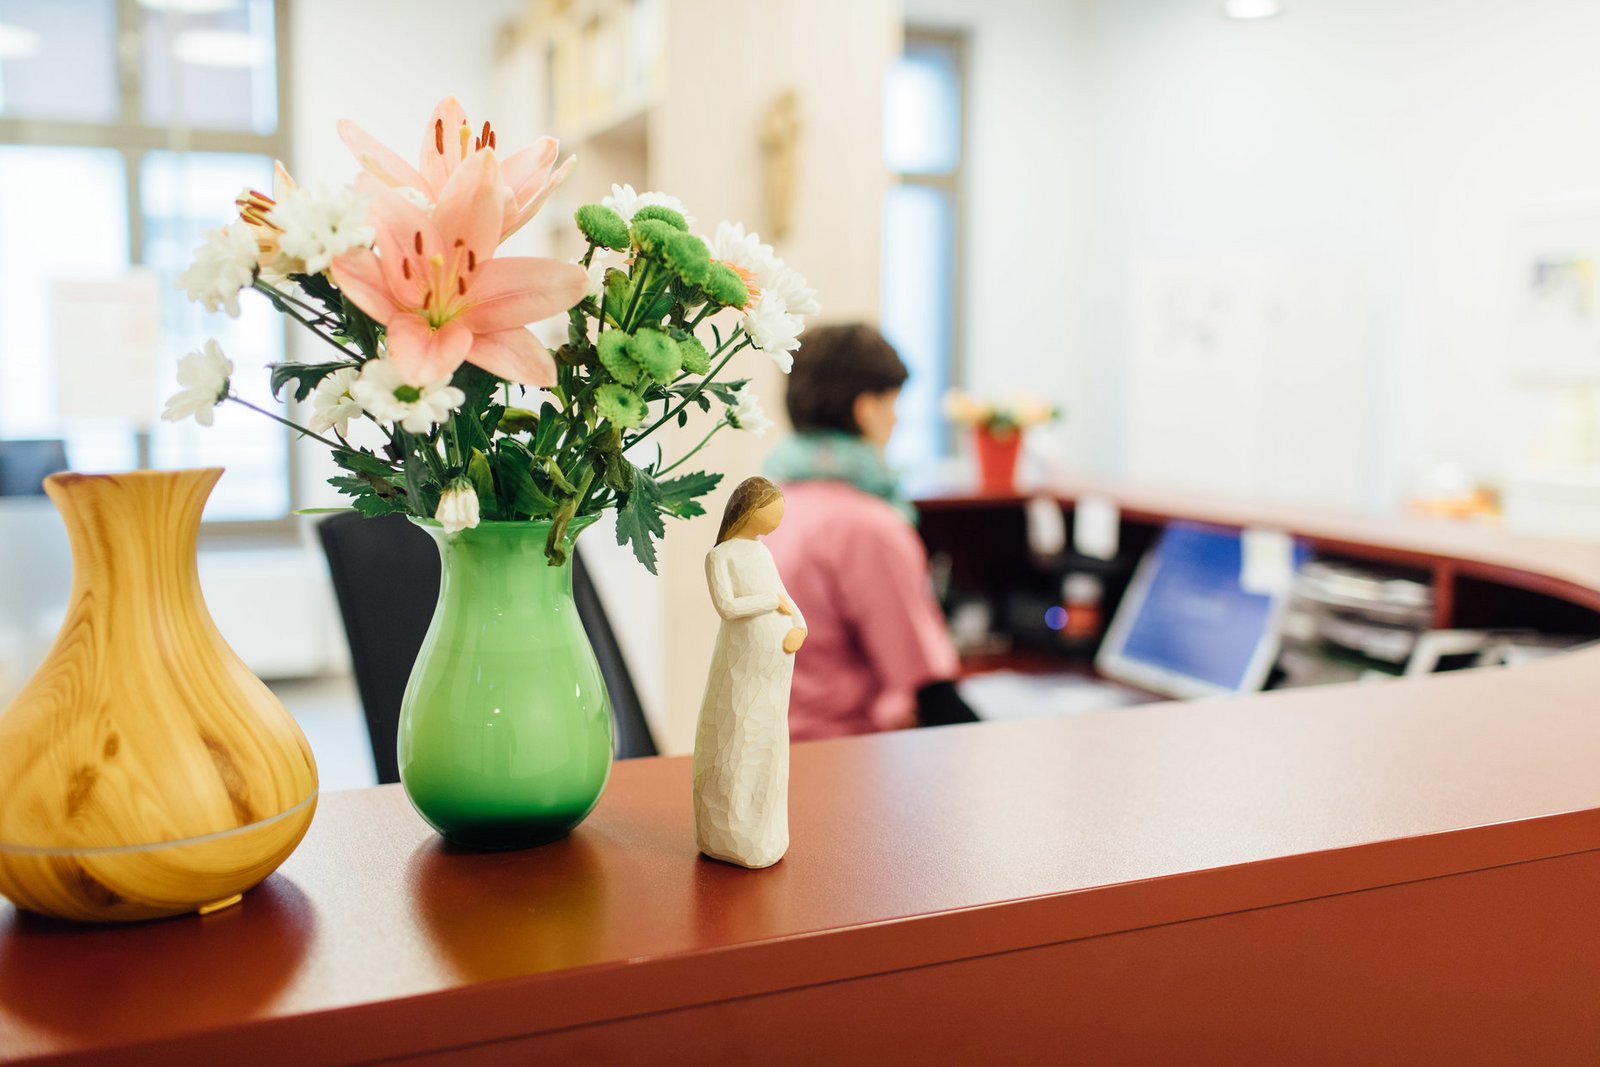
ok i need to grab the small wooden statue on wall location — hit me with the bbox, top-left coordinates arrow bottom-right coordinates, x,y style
759,89 -> 802,242
692,477 -> 807,869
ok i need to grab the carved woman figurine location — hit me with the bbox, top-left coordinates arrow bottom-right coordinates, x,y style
693,477 -> 807,868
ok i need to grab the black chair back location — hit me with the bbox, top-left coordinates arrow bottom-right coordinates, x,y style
0,440 -> 68,496
317,512 -> 657,784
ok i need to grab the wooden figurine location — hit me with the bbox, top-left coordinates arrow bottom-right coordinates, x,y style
693,477 -> 807,868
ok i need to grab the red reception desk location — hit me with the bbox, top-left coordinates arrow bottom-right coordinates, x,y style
2,483 -> 1599,1064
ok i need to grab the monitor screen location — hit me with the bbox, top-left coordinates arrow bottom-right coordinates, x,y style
1096,521 -> 1307,698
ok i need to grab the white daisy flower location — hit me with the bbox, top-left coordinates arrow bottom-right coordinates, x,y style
727,387 -> 774,436
601,183 -> 693,225
306,366 -> 362,437
742,296 -> 802,373
350,359 -> 464,434
761,263 -> 820,318
434,478 -> 480,534
161,339 -> 234,427
176,222 -> 259,317
705,220 -> 778,280
269,183 -> 375,275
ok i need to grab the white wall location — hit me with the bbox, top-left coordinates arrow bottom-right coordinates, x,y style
914,0 -> 1600,511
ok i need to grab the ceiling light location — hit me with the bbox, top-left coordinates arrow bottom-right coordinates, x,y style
1221,0 -> 1283,19
0,22 -> 42,60
172,28 -> 270,68
137,0 -> 240,13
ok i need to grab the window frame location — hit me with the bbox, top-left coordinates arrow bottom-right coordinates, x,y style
0,0 -> 296,538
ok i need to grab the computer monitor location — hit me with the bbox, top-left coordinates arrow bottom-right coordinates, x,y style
1095,521 -> 1307,699
0,439 -> 68,497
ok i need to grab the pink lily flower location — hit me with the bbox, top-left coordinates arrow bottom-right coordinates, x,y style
330,149 -> 586,387
338,96 -> 573,241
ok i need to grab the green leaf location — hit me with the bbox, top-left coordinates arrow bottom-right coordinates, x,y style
339,293 -> 383,358
333,449 -> 399,478
532,401 -> 563,458
615,466 -> 667,575
468,449 -> 496,516
292,506 -> 355,515
326,472 -> 407,518
293,271 -> 342,312
600,454 -> 635,493
451,362 -> 500,414
546,461 -> 579,495
490,447 -> 557,519
657,470 -> 723,519
602,268 -> 631,326
269,361 -> 350,403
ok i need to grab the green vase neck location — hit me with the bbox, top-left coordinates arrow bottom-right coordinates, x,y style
414,517 -> 597,610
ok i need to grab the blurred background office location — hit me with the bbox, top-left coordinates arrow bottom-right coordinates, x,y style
5,0 -> 1600,784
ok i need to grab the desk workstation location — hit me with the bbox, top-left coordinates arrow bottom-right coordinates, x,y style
3,483 -> 1597,1065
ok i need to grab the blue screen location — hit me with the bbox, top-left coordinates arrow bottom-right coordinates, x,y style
1118,522 -> 1306,691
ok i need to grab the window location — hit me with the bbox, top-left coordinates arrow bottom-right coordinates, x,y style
0,0 -> 290,523
880,29 -> 966,473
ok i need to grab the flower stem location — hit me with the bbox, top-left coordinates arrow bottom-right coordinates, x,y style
657,419 -> 729,477
629,333 -> 751,445
620,259 -> 661,332
255,281 -> 365,362
226,394 -> 345,451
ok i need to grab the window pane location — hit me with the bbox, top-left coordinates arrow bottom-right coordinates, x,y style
880,183 -> 955,472
883,40 -> 961,176
142,150 -> 287,520
0,146 -> 129,441
141,0 -> 278,134
0,0 -> 119,122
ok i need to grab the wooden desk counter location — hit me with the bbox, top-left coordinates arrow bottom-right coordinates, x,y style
4,490 -> 1600,1063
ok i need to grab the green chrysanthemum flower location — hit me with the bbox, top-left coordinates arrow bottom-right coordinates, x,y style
702,262 -> 749,309
595,383 -> 649,429
633,220 -> 710,287
597,330 -> 639,385
631,204 -> 688,231
660,230 -> 710,286
574,204 -> 631,250
678,334 -> 711,375
631,218 -> 677,256
631,327 -> 682,384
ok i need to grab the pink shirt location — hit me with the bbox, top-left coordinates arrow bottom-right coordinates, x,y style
764,481 -> 960,741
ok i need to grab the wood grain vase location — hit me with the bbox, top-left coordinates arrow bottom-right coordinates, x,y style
0,469 -> 318,922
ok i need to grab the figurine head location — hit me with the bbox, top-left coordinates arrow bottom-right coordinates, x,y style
716,477 -> 785,543
783,323 -> 908,450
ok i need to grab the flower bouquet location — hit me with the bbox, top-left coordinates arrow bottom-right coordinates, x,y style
167,95 -> 813,574
164,97 -> 816,848
943,389 -> 1059,494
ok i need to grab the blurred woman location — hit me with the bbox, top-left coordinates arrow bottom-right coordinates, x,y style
762,323 -> 976,740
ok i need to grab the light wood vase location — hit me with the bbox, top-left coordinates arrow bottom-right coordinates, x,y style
0,469 -> 318,922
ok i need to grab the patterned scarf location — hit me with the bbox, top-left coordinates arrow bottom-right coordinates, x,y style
762,431 -> 916,523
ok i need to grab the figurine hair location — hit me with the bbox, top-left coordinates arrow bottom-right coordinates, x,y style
716,477 -> 784,544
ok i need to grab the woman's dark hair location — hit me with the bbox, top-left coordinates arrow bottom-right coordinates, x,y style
784,323 -> 909,435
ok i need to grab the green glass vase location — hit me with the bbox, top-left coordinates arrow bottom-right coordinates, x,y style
398,516 -> 613,850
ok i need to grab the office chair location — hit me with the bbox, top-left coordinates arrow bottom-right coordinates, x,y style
318,512 -> 657,784
0,440 -> 69,497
